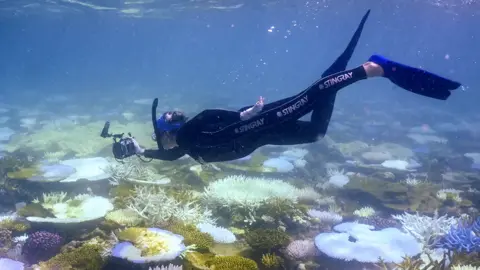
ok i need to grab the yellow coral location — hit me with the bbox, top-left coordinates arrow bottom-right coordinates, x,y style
166,222 -> 214,251
261,253 -> 282,268
117,227 -> 146,243
116,227 -> 171,256
0,219 -> 30,232
137,231 -> 168,256
6,167 -> 38,179
37,243 -> 105,270
105,209 -> 142,226
206,255 -> 258,270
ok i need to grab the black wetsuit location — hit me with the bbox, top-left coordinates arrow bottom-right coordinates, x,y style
144,10 -> 371,163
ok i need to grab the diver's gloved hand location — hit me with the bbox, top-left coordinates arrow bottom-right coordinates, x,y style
240,96 -> 265,120
127,137 -> 145,155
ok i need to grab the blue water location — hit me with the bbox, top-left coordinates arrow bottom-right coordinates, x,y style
0,0 -> 478,113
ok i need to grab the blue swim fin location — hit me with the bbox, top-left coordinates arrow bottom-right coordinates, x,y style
368,54 -> 461,100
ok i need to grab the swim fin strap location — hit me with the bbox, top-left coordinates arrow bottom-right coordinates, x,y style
368,54 -> 461,100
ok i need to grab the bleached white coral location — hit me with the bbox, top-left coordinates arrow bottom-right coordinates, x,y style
325,168 -> 349,188
27,194 -> 113,223
202,175 -> 300,211
296,187 -> 322,203
353,207 -> 376,218
148,264 -> 183,270
196,223 -> 236,244
392,211 -> 457,248
451,265 -> 479,270
33,192 -> 68,206
105,158 -> 165,185
127,185 -> 215,226
307,209 -> 342,224
404,175 -> 423,186
436,188 -> 462,202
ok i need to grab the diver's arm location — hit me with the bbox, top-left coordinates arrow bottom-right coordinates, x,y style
141,148 -> 186,161
130,137 -> 186,161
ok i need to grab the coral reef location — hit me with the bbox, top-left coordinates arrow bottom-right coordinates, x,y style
436,217 -> 480,253
285,239 -> 318,260
315,222 -> 422,263
392,211 -> 458,248
244,228 -> 290,251
127,185 -> 215,226
36,242 -> 105,270
205,255 -> 258,270
22,231 -> 64,264
165,222 -> 214,251
112,227 -> 186,263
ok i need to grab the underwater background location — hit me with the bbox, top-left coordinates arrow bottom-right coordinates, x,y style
0,0 -> 480,269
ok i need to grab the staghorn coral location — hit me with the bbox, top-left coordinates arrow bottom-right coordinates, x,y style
436,217 -> 480,253
244,228 -> 290,251
127,185 -> 215,226
22,231 -> 64,264
392,211 -> 458,248
37,242 -> 105,270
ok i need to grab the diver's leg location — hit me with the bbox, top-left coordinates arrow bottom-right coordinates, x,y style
297,9 -> 370,139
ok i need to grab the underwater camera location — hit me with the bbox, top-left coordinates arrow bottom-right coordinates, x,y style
100,121 -> 137,161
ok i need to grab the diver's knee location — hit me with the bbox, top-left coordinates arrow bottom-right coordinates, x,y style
363,62 -> 384,77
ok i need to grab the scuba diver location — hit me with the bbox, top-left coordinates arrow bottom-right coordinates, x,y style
121,10 -> 461,164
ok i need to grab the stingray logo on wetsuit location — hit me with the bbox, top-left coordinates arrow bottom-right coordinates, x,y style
235,118 -> 265,134
320,72 -> 353,89
276,95 -> 308,118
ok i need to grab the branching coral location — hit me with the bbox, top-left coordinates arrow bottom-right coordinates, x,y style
436,217 -> 480,253
392,211 -> 458,248
127,185 -> 215,226
105,158 -> 169,185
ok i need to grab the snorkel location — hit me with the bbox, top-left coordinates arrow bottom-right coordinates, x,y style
151,98 -> 184,149
151,98 -> 163,150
